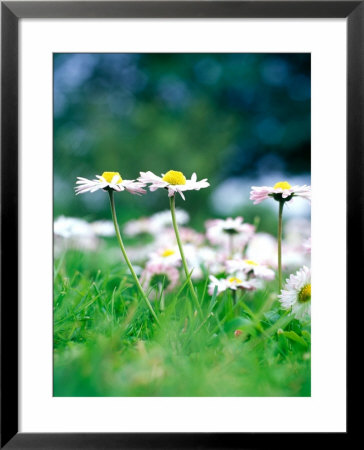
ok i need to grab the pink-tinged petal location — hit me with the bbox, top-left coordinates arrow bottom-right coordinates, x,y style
138,171 -> 163,184
120,179 -> 146,195
294,185 -> 311,201
250,186 -> 272,204
177,190 -> 186,201
240,281 -> 257,291
150,183 -> 165,192
75,183 -> 101,195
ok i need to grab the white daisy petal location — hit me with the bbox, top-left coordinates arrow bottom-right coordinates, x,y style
75,172 -> 146,196
278,266 -> 311,321
138,170 -> 209,199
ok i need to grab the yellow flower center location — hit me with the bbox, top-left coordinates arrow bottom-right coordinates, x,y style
162,170 -> 186,185
298,283 -> 311,303
228,277 -> 242,283
161,249 -> 176,257
101,172 -> 122,184
274,181 -> 291,190
244,260 -> 258,266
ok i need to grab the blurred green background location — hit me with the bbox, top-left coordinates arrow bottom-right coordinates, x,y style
54,53 -> 310,229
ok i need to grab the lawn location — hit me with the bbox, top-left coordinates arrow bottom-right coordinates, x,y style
53,247 -> 311,397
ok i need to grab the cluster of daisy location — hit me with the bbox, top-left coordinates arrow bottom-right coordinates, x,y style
123,209 -> 190,238
54,216 -> 114,254
75,169 -> 211,320
125,215 -> 277,301
74,171 -> 311,323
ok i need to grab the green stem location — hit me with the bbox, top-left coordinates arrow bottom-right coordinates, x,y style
108,190 -> 160,326
169,195 -> 203,316
278,200 -> 284,293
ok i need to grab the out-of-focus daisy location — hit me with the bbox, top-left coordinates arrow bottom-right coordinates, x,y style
124,243 -> 156,264
209,217 -> 250,235
206,217 -> 255,255
278,266 -> 311,320
124,209 -> 190,238
149,209 -> 189,232
138,170 -> 209,200
54,216 -> 93,239
75,171 -> 146,195
282,242 -> 309,270
226,259 -> 275,280
162,227 -> 205,246
208,274 -> 257,296
180,243 -> 206,280
123,217 -> 152,237
148,247 -> 181,267
246,232 -> 277,268
185,245 -> 224,276
284,218 -> 311,246
141,261 -> 180,293
54,216 -> 99,254
250,181 -> 311,205
90,220 -> 115,237
176,227 -> 205,246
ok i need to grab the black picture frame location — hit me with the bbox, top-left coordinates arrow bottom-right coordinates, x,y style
1,1 -> 356,448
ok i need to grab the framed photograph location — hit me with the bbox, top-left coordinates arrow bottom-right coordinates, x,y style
1,1 -> 355,447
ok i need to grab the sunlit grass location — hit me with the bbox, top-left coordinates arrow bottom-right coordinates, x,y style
54,248 -> 310,397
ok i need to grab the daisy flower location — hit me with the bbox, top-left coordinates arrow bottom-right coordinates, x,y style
206,217 -> 255,238
54,216 -> 94,239
75,171 -> 146,195
278,266 -> 311,320
91,220 -> 115,237
161,227 -> 205,246
226,259 -> 275,281
208,274 -> 257,296
138,169 -> 209,315
282,243 -> 308,270
123,217 -> 152,237
205,217 -> 255,255
54,216 -> 99,254
75,171 -> 159,325
182,244 -> 224,277
246,232 -> 277,268
141,261 -> 180,293
148,247 -> 181,267
138,170 -> 209,200
149,209 -> 189,232
250,181 -> 311,205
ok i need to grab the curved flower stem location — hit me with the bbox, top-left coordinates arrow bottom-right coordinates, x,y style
169,195 -> 203,316
108,190 -> 160,326
278,200 -> 284,293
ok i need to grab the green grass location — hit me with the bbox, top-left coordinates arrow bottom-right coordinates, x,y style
54,248 -> 311,397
